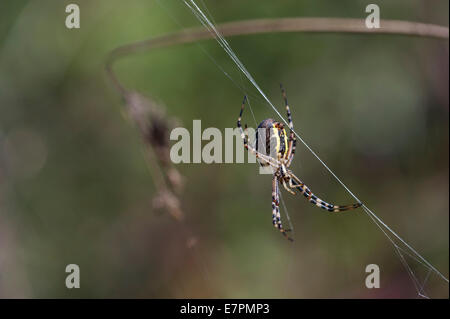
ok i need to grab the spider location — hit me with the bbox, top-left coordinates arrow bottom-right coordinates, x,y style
237,85 -> 362,241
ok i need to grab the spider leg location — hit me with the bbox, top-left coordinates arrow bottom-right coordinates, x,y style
272,176 -> 293,242
280,85 -> 297,167
279,163 -> 296,195
288,173 -> 362,212
248,143 -> 281,169
286,141 -> 296,167
282,178 -> 296,195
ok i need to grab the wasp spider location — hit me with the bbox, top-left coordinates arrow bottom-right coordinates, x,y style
237,86 -> 362,241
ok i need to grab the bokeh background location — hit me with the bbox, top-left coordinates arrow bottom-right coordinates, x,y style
0,0 -> 448,298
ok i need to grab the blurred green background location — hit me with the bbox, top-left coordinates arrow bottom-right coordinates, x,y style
0,0 -> 448,298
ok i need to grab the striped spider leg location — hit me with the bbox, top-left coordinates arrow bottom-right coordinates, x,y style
281,84 -> 297,168
287,172 -> 362,212
272,176 -> 293,241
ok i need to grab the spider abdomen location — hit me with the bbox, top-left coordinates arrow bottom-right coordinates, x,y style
255,119 -> 288,165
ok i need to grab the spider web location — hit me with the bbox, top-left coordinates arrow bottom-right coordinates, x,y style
156,0 -> 448,298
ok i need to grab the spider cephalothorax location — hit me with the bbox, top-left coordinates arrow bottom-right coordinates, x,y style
237,86 -> 362,241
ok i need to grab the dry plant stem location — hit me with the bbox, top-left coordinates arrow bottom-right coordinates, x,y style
124,90 -> 185,221
106,17 -> 449,93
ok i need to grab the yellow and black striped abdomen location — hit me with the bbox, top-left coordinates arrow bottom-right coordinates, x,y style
255,119 -> 289,165
272,124 -> 288,160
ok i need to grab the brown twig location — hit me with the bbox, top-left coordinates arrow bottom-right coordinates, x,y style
106,17 -> 449,92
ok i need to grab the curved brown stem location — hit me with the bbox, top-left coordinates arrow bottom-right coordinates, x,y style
106,17 -> 449,93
